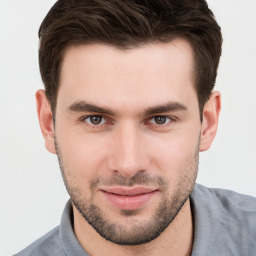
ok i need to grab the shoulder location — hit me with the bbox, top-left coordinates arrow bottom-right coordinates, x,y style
193,183 -> 256,211
193,184 -> 256,227
13,226 -> 65,256
191,184 -> 256,254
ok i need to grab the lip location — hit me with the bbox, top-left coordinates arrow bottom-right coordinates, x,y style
100,187 -> 158,210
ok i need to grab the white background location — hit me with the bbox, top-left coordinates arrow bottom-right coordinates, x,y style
0,0 -> 255,255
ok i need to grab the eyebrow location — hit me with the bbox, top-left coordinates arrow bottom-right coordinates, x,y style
68,101 -> 115,115
68,100 -> 187,116
144,102 -> 187,116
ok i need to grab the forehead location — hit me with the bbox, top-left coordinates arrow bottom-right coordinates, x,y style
58,39 -> 196,111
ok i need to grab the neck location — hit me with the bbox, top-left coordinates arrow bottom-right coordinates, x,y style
73,199 -> 193,256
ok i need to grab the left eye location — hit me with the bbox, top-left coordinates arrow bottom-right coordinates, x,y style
149,116 -> 172,125
84,116 -> 106,125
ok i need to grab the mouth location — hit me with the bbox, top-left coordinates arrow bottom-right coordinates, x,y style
100,187 -> 159,211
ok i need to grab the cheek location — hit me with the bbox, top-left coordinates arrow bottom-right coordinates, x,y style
149,133 -> 199,182
56,130 -> 111,181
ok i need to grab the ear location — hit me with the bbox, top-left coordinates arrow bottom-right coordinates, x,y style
36,89 -> 56,154
200,91 -> 221,152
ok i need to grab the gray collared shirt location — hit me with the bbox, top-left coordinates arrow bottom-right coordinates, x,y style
14,184 -> 256,256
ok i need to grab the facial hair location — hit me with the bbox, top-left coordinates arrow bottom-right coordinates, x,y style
55,139 -> 199,246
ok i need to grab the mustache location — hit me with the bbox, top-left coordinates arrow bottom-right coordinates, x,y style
90,171 -> 168,190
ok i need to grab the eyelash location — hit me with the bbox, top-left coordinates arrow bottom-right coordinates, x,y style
80,115 -> 176,128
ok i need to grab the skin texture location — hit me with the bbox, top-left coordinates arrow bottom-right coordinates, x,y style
36,39 -> 221,256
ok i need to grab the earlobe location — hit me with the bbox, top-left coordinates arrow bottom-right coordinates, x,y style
199,91 -> 221,152
36,89 -> 56,154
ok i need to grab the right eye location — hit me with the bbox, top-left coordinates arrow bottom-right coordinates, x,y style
83,115 -> 106,126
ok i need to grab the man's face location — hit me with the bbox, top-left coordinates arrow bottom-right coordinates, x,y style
53,39 -> 202,245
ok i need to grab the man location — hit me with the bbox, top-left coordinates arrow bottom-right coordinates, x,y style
15,0 -> 256,255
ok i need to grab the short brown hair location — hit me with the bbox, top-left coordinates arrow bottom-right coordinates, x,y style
39,0 -> 222,117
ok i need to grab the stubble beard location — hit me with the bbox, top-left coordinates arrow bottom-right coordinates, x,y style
55,140 -> 199,246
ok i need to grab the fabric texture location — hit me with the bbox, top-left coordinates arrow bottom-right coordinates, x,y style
14,184 -> 256,256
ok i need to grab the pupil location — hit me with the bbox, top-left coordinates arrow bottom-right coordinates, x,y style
155,116 -> 166,124
90,116 -> 102,125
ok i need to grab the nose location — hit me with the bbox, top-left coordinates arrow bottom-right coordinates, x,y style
108,122 -> 150,178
